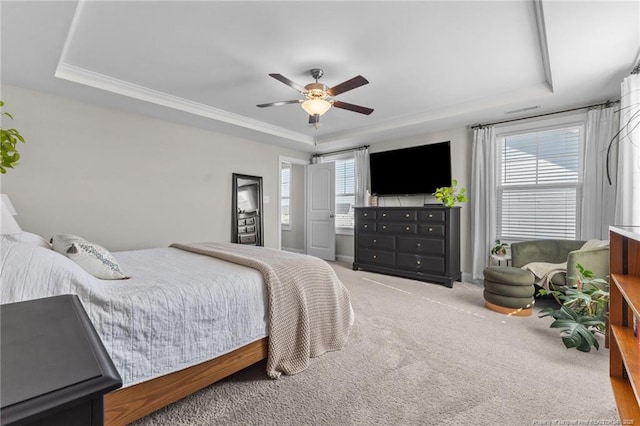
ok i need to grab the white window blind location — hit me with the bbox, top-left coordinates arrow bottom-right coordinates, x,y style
281,164 -> 290,227
497,125 -> 582,241
335,158 -> 355,229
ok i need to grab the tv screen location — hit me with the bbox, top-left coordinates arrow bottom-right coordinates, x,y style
369,142 -> 452,196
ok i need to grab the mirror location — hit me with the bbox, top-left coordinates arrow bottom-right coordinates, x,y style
232,173 -> 263,246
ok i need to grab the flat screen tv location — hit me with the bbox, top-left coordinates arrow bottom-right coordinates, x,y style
369,141 -> 452,196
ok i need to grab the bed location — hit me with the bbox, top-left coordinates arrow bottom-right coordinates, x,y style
0,234 -> 354,425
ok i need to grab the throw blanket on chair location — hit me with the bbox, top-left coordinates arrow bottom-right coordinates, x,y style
521,239 -> 609,290
521,261 -> 567,290
170,242 -> 354,379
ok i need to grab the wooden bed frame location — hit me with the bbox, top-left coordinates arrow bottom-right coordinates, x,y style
104,337 -> 269,425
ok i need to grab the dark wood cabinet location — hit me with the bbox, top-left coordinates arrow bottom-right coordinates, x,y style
1,295 -> 122,426
353,206 -> 461,287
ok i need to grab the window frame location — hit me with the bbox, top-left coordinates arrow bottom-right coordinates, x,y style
495,114 -> 586,242
322,152 -> 356,236
280,162 -> 292,231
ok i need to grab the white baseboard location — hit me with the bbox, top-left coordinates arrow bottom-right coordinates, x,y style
461,272 -> 481,285
282,247 -> 306,254
336,255 -> 354,263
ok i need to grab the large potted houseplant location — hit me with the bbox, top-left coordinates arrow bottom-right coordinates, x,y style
538,264 -> 609,352
1,100 -> 26,174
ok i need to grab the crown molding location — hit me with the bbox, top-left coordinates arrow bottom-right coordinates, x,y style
54,62 -> 314,146
533,0 -> 554,93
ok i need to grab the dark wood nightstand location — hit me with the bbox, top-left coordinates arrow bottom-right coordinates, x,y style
1,295 -> 122,426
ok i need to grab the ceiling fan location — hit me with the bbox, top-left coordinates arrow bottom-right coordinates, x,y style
257,68 -> 374,127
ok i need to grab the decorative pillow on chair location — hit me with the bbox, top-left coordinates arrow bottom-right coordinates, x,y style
2,231 -> 52,249
52,234 -> 129,280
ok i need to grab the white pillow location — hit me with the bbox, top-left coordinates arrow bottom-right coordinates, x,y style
2,231 -> 52,249
52,234 -> 129,280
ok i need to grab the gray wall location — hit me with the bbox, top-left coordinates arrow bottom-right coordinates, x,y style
281,163 -> 305,251
0,85 -> 307,251
2,85 -> 473,276
335,127 -> 473,277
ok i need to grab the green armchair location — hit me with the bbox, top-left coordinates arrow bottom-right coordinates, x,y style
510,239 -> 609,291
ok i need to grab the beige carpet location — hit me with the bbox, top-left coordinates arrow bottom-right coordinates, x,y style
133,262 -> 618,425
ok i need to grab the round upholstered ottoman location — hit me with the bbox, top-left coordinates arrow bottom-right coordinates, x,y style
483,266 -> 535,316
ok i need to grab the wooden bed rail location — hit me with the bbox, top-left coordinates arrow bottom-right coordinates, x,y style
104,338 -> 268,425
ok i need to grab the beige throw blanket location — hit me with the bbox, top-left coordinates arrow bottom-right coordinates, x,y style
521,261 -> 567,290
170,242 -> 354,379
521,239 -> 609,290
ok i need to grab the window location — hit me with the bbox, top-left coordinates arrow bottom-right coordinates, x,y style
281,163 -> 291,228
335,157 -> 355,230
497,123 -> 583,241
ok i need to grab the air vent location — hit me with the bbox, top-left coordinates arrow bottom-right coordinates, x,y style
504,105 -> 540,115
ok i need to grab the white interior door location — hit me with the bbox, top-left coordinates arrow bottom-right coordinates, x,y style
306,162 -> 336,260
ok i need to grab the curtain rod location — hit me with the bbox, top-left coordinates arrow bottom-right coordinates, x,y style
470,100 -> 620,130
311,144 -> 370,158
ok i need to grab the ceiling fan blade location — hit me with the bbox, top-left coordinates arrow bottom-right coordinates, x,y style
309,114 -> 320,124
257,100 -> 302,108
332,101 -> 374,115
269,73 -> 306,93
327,75 -> 369,96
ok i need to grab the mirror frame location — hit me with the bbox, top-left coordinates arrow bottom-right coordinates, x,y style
232,173 -> 264,246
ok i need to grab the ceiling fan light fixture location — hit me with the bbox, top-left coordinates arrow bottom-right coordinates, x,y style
301,99 -> 332,116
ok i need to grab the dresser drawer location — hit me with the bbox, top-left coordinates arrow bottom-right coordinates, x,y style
246,225 -> 255,233
358,221 -> 376,233
239,234 -> 256,244
397,237 -> 445,255
358,235 -> 395,250
377,223 -> 417,234
419,224 -> 445,237
420,210 -> 445,222
357,210 -> 376,221
245,217 -> 256,225
358,249 -> 395,266
397,254 -> 445,274
378,209 -> 417,222
238,219 -> 246,226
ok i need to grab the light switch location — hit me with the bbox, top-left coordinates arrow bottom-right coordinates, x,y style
263,196 -> 269,203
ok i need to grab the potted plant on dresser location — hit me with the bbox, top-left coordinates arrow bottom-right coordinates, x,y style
433,179 -> 467,207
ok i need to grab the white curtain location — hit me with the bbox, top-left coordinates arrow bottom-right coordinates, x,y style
581,106 -> 619,239
354,147 -> 370,207
471,127 -> 497,280
615,73 -> 640,226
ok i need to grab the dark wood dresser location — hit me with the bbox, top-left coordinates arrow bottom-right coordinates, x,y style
353,206 -> 461,287
1,295 -> 122,426
237,211 -> 260,245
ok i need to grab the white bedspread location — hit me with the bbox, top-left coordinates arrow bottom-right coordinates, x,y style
0,241 -> 268,387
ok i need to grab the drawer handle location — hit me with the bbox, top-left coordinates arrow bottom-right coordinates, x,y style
405,226 -> 410,231
364,224 -> 368,228
382,213 -> 387,217
373,255 -> 377,259
364,213 -> 368,217
428,214 -> 433,218
405,213 -> 410,217
417,243 -> 422,247
382,225 -> 386,229
429,228 -> 433,232
373,239 -> 377,243
416,260 -> 421,265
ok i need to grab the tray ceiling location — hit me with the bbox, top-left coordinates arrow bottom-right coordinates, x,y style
2,1 -> 638,152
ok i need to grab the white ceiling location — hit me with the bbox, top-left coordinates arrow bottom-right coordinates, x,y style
2,1 -> 639,153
